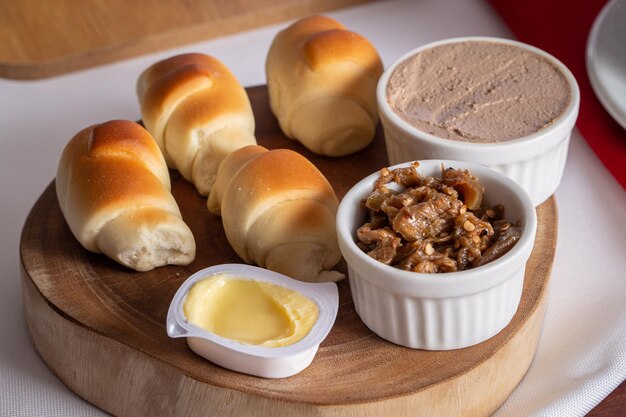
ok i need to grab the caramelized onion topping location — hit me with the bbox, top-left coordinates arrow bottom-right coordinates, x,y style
356,163 -> 521,273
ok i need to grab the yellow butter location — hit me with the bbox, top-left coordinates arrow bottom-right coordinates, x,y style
183,273 -> 319,347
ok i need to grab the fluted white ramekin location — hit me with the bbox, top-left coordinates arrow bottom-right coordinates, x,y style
377,37 -> 580,207
336,160 -> 537,350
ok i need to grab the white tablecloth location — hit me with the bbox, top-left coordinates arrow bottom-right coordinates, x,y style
1,0 -> 624,415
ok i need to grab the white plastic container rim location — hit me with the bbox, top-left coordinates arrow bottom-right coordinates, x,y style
336,160 -> 538,299
166,264 -> 339,359
376,36 -> 581,165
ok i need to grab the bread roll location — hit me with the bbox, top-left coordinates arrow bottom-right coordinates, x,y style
56,120 -> 195,271
138,53 -> 257,195
207,144 -> 269,216
211,146 -> 343,282
266,15 -> 383,157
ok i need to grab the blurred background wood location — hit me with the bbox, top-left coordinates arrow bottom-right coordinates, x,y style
0,0 -> 375,79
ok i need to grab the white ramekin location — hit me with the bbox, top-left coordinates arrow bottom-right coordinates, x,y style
166,264 -> 338,378
377,37 -> 580,207
336,160 -> 537,350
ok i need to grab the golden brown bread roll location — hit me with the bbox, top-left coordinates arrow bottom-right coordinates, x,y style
207,144 -> 269,216
56,120 -> 196,271
210,146 -> 343,282
137,53 -> 257,195
266,15 -> 383,157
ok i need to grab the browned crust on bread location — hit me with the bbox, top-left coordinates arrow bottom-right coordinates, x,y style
68,153 -> 172,222
303,29 -> 383,78
57,121 -> 171,208
276,15 -> 382,77
227,149 -> 338,211
207,145 -> 269,215
57,120 -> 174,230
137,53 -> 256,193
88,120 -> 167,179
265,15 -> 383,157
55,120 -> 194,267
140,65 -> 213,128
165,76 -> 252,132
140,54 -> 253,136
137,53 -> 219,100
219,148 -> 341,281
281,15 -> 345,39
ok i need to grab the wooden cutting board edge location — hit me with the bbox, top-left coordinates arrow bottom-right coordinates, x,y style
20,265 -> 548,416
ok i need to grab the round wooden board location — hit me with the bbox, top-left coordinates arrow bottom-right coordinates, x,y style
20,85 -> 557,417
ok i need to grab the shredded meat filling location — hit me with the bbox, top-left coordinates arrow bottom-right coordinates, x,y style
356,162 -> 522,273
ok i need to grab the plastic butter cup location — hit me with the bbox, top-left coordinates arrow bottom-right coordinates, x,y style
336,160 -> 537,350
377,36 -> 580,207
166,264 -> 339,378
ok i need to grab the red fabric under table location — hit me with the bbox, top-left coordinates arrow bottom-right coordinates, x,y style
488,0 -> 626,190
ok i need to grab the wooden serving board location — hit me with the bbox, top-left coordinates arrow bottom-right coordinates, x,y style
20,86 -> 557,417
0,0 -> 374,80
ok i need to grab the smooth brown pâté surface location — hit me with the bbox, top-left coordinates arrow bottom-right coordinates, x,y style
20,86 -> 557,417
